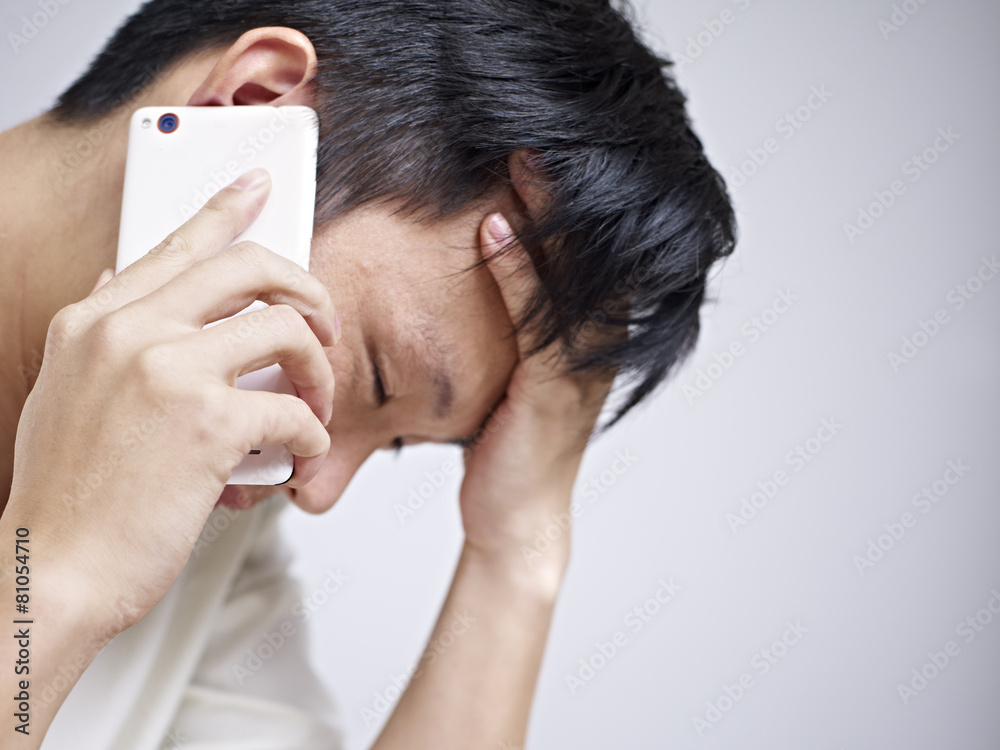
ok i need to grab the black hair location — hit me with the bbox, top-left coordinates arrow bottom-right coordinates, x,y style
52,0 -> 737,432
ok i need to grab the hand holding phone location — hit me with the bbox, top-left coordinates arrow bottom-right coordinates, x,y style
1,177 -> 336,741
116,106 -> 320,484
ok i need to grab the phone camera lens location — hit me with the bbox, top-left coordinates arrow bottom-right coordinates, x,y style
157,113 -> 179,134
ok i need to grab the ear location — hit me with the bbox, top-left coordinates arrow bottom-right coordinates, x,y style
187,27 -> 318,107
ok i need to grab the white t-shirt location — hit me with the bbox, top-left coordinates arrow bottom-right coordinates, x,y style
46,495 -> 343,749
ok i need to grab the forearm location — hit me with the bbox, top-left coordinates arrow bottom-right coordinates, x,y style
0,515 -> 109,746
372,539 -> 568,750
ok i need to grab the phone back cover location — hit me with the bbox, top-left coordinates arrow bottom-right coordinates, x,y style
116,106 -> 319,485
117,105 -> 317,272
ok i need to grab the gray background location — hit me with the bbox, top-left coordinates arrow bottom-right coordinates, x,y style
2,0 -> 997,747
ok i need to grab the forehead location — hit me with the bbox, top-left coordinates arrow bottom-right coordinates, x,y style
313,199 -> 511,342
311,200 -> 518,429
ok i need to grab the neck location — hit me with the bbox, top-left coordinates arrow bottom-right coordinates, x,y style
0,111 -> 129,502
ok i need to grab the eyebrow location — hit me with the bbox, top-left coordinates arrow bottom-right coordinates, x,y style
427,331 -> 500,450
421,325 -> 489,448
421,322 -> 456,420
431,369 -> 455,420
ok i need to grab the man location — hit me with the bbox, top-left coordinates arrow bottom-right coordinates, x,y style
0,0 -> 735,747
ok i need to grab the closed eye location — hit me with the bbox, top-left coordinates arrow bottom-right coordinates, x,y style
372,357 -> 388,407
372,344 -> 481,454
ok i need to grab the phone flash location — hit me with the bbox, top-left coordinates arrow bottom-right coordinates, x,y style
141,118 -> 151,129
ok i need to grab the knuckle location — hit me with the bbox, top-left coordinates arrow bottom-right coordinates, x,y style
281,263 -> 321,299
251,394 -> 296,451
258,396 -> 285,440
226,310 -> 265,346
276,269 -> 333,330
279,263 -> 309,290
149,231 -> 194,265
265,257 -> 328,307
226,240 -> 268,268
302,272 -> 333,312
132,342 -> 176,390
286,394 -> 319,434
88,310 -> 134,356
288,281 -> 328,327
265,303 -> 310,341
273,393 -> 312,429
47,305 -> 86,342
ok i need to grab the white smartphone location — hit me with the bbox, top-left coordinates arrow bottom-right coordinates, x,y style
116,105 -> 319,486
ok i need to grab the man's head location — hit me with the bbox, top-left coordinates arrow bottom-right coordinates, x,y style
49,0 -> 736,511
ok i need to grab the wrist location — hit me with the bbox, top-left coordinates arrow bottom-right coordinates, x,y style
0,517 -> 109,742
461,534 -> 569,606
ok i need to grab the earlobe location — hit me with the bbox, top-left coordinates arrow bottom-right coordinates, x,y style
187,27 -> 318,107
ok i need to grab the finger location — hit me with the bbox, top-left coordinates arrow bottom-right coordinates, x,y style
233,389 -> 331,488
481,213 -> 560,372
137,241 -> 338,348
198,303 -> 335,425
90,268 -> 114,294
101,168 -> 271,311
482,213 -> 614,422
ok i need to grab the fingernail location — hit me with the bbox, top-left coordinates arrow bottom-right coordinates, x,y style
489,214 -> 512,247
334,312 -> 342,344
231,168 -> 269,191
